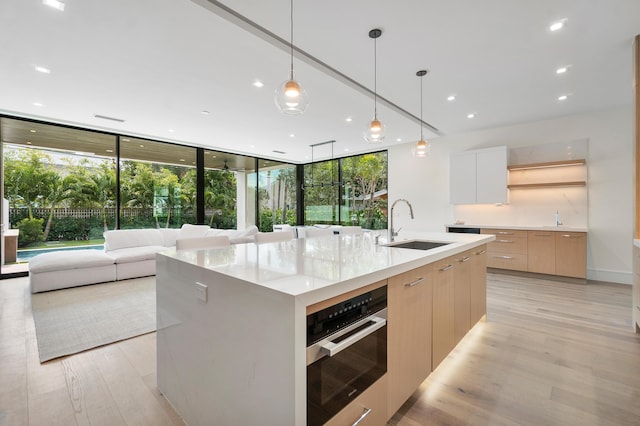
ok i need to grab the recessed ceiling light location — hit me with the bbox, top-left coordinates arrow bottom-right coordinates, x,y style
289,133 -> 295,138
168,129 -> 175,133
26,141 -> 32,145
252,80 -> 264,88
139,144 -> 145,148
467,113 -> 476,119
556,66 -> 569,74
201,110 -> 210,115
344,148 -> 349,152
212,155 -> 217,158
345,117 -> 353,122
35,66 -> 51,74
250,145 -> 255,148
396,138 -> 402,142
106,149 -> 113,153
43,0 -> 65,11
549,19 -> 566,32
179,159 -> 185,162
30,129 -> 37,133
33,102 -> 43,107
122,138 -> 130,142
447,95 -> 456,101
558,95 -> 568,101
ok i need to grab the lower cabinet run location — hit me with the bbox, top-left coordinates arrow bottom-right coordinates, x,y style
386,245 -> 488,422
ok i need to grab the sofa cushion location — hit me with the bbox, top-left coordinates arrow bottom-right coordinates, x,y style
158,228 -> 181,247
103,229 -> 163,251
29,250 -> 115,273
206,225 -> 259,244
178,224 -> 211,239
107,245 -> 167,263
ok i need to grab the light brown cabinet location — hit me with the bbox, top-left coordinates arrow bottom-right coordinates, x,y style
387,265 -> 432,417
482,229 -> 528,271
453,249 -> 472,345
555,232 -> 587,278
325,376 -> 387,426
432,257 -> 455,370
478,228 -> 587,279
469,245 -> 488,325
528,231 -> 556,274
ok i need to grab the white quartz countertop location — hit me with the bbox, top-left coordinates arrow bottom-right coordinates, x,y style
158,232 -> 493,304
446,224 -> 588,233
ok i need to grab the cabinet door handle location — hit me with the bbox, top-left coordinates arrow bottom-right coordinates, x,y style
439,264 -> 453,271
496,239 -> 514,243
475,250 -> 486,255
457,256 -> 471,263
497,231 -> 514,235
405,277 -> 425,287
533,234 -> 551,237
561,234 -> 579,238
495,255 -> 514,259
352,407 -> 372,426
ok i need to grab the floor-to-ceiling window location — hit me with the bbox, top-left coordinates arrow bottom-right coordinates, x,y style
119,137 -> 196,229
1,118 -> 117,274
203,150 -> 256,229
303,151 -> 387,229
256,159 -> 297,232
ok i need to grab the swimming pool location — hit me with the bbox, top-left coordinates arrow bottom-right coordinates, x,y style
17,245 -> 105,262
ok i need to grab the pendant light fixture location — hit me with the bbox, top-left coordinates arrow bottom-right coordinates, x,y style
275,0 -> 308,115
363,29 -> 386,143
413,69 -> 431,158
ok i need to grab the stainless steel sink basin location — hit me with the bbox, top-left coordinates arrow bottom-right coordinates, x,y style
385,240 -> 451,250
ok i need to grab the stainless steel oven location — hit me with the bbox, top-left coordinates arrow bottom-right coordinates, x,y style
306,285 -> 387,426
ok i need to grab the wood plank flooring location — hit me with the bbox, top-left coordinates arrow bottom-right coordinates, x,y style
1,273 -> 638,425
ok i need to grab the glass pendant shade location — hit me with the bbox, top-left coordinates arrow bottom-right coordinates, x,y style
275,73 -> 308,115
363,116 -> 386,143
413,138 -> 431,158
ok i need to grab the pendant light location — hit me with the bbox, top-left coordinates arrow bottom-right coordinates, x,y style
275,0 -> 308,115
413,69 -> 431,158
363,29 -> 386,143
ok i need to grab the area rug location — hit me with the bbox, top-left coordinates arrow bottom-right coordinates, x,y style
31,276 -> 156,363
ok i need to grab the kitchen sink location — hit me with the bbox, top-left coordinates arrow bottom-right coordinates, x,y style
385,240 -> 451,250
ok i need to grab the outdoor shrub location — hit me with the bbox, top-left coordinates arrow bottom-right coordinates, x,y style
17,218 -> 45,247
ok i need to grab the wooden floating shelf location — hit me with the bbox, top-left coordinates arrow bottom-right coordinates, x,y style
508,159 -> 586,171
508,181 -> 586,189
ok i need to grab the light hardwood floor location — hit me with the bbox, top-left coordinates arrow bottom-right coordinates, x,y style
1,273 -> 638,425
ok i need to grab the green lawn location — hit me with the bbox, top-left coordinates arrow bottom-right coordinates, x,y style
20,239 -> 105,250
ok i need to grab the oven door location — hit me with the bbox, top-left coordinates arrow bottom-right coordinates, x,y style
307,309 -> 387,426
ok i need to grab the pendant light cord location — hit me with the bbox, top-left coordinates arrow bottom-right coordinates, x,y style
373,35 -> 378,118
289,0 -> 294,79
420,74 -> 423,140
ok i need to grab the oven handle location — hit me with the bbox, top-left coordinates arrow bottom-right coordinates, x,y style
320,316 -> 386,358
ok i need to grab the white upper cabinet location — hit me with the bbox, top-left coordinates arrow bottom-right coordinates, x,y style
450,146 -> 507,204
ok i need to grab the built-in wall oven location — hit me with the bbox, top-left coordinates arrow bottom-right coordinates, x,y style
306,285 -> 387,426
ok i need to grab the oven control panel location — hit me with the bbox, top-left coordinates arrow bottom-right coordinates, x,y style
306,285 -> 387,346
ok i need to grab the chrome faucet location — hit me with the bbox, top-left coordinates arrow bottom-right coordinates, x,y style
555,210 -> 562,227
390,198 -> 414,242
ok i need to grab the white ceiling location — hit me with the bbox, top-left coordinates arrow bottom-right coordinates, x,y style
0,0 -> 638,163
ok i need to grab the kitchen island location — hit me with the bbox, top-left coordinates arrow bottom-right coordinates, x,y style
156,232 -> 493,425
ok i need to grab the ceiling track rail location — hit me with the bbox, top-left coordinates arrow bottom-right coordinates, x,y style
190,0 -> 441,136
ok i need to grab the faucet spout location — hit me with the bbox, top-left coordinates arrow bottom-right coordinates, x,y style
390,198 -> 414,242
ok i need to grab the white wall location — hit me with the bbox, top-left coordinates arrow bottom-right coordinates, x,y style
389,106 -> 633,284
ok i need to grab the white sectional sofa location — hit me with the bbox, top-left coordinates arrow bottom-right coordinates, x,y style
28,224 -> 259,293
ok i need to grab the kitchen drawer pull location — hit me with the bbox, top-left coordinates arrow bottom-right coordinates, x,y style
457,256 -> 471,263
439,264 -> 453,272
475,249 -> 486,255
495,255 -> 514,259
496,239 -> 514,243
352,407 -> 372,426
497,231 -> 514,235
405,277 -> 425,287
561,234 -> 580,238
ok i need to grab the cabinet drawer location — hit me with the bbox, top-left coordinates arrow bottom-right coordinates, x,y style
325,375 -> 387,426
487,237 -> 528,254
481,228 -> 528,239
487,252 -> 528,271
